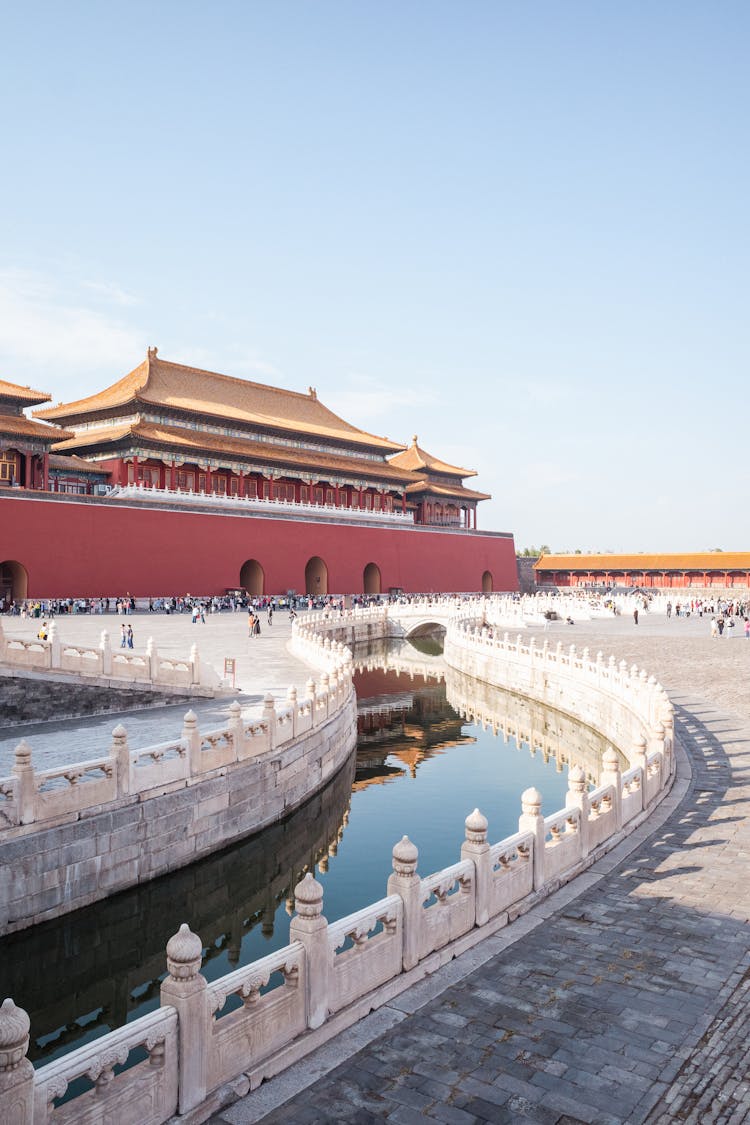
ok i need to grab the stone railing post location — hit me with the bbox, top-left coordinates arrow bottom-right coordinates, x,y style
48,621 -> 60,670
189,643 -> 200,687
518,787 -> 546,891
100,629 -> 112,676
0,998 -> 33,1125
387,836 -> 421,971
600,747 -> 622,832
319,672 -> 330,717
160,924 -> 208,1114
289,873 -> 329,1030
565,765 -> 590,859
227,700 -> 244,759
631,735 -> 647,809
262,693 -> 277,748
306,678 -> 317,719
286,686 -> 298,738
461,809 -> 490,926
182,710 -> 202,775
111,723 -> 130,797
649,722 -> 667,787
12,742 -> 35,826
146,637 -> 159,682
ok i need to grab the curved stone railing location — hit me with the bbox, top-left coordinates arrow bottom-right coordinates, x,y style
0,638 -> 357,934
0,618 -> 215,694
1,605 -> 677,1124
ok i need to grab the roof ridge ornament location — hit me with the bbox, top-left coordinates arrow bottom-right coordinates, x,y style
412,434 -> 418,445
147,346 -> 158,359
308,386 -> 317,399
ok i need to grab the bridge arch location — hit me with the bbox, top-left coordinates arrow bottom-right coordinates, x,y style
482,570 -> 493,593
0,560 -> 28,607
363,562 -> 381,595
240,558 -> 264,597
305,556 -> 328,596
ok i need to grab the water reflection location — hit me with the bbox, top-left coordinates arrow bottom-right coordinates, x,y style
1,636 -> 611,1070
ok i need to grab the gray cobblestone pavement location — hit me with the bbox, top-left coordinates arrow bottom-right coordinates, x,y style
214,613 -> 750,1124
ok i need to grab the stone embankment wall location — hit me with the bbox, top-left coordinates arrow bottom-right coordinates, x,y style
0,648 -> 357,934
0,670 -> 190,724
0,602 -> 677,1125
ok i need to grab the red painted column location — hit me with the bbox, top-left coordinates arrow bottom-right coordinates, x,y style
402,492 -> 406,514
205,466 -> 212,493
238,471 -> 245,498
42,451 -> 49,491
24,451 -> 32,488
334,484 -> 340,507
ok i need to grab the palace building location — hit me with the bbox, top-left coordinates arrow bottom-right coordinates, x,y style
0,350 -> 518,603
534,552 -> 750,592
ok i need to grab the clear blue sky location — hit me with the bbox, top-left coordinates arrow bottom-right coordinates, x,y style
1,1 -> 747,551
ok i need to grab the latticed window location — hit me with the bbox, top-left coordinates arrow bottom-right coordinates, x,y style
0,450 -> 20,482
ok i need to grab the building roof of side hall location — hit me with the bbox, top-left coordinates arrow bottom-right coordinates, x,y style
52,420 -> 419,485
404,479 -> 491,502
535,552 -> 750,572
48,453 -> 111,474
0,379 -> 52,406
0,414 -> 73,443
34,350 -> 406,455
388,435 -> 477,479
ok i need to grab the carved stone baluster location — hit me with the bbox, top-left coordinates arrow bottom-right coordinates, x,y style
0,998 -> 33,1125
159,923 -> 207,1113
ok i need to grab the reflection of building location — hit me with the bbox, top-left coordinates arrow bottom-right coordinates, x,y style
535,552 -> 750,592
353,665 -> 475,790
0,355 -> 519,600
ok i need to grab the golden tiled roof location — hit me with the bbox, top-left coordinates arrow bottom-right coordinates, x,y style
534,553 -> 750,572
404,479 -> 491,502
0,414 -> 72,442
0,379 -> 51,406
48,453 -> 111,474
52,420 -> 417,485
35,350 -> 406,454
388,436 -> 477,478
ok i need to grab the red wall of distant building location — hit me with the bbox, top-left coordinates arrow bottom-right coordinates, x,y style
0,495 -> 518,597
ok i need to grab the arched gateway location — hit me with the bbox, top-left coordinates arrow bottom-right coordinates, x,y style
305,556 -> 328,595
0,560 -> 28,608
240,559 -> 264,597
363,562 -> 381,595
482,570 -> 493,593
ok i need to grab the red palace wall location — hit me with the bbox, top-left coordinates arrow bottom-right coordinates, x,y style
0,495 -> 518,598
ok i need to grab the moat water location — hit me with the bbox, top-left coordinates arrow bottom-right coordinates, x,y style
0,639 -> 612,1071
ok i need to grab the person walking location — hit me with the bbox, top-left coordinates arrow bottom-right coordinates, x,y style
633,606 -> 639,626
120,623 -> 127,647
744,617 -> 750,640
126,624 -> 134,648
248,611 -> 256,638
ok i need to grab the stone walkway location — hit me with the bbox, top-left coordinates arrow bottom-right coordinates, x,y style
215,615 -> 750,1124
0,611 -> 311,772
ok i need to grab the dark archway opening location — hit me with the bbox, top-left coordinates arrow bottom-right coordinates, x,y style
240,559 -> 264,597
0,560 -> 28,607
363,562 -> 381,595
305,556 -> 328,596
482,570 -> 493,594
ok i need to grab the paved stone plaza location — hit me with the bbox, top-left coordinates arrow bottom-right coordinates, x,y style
208,610 -> 750,1124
